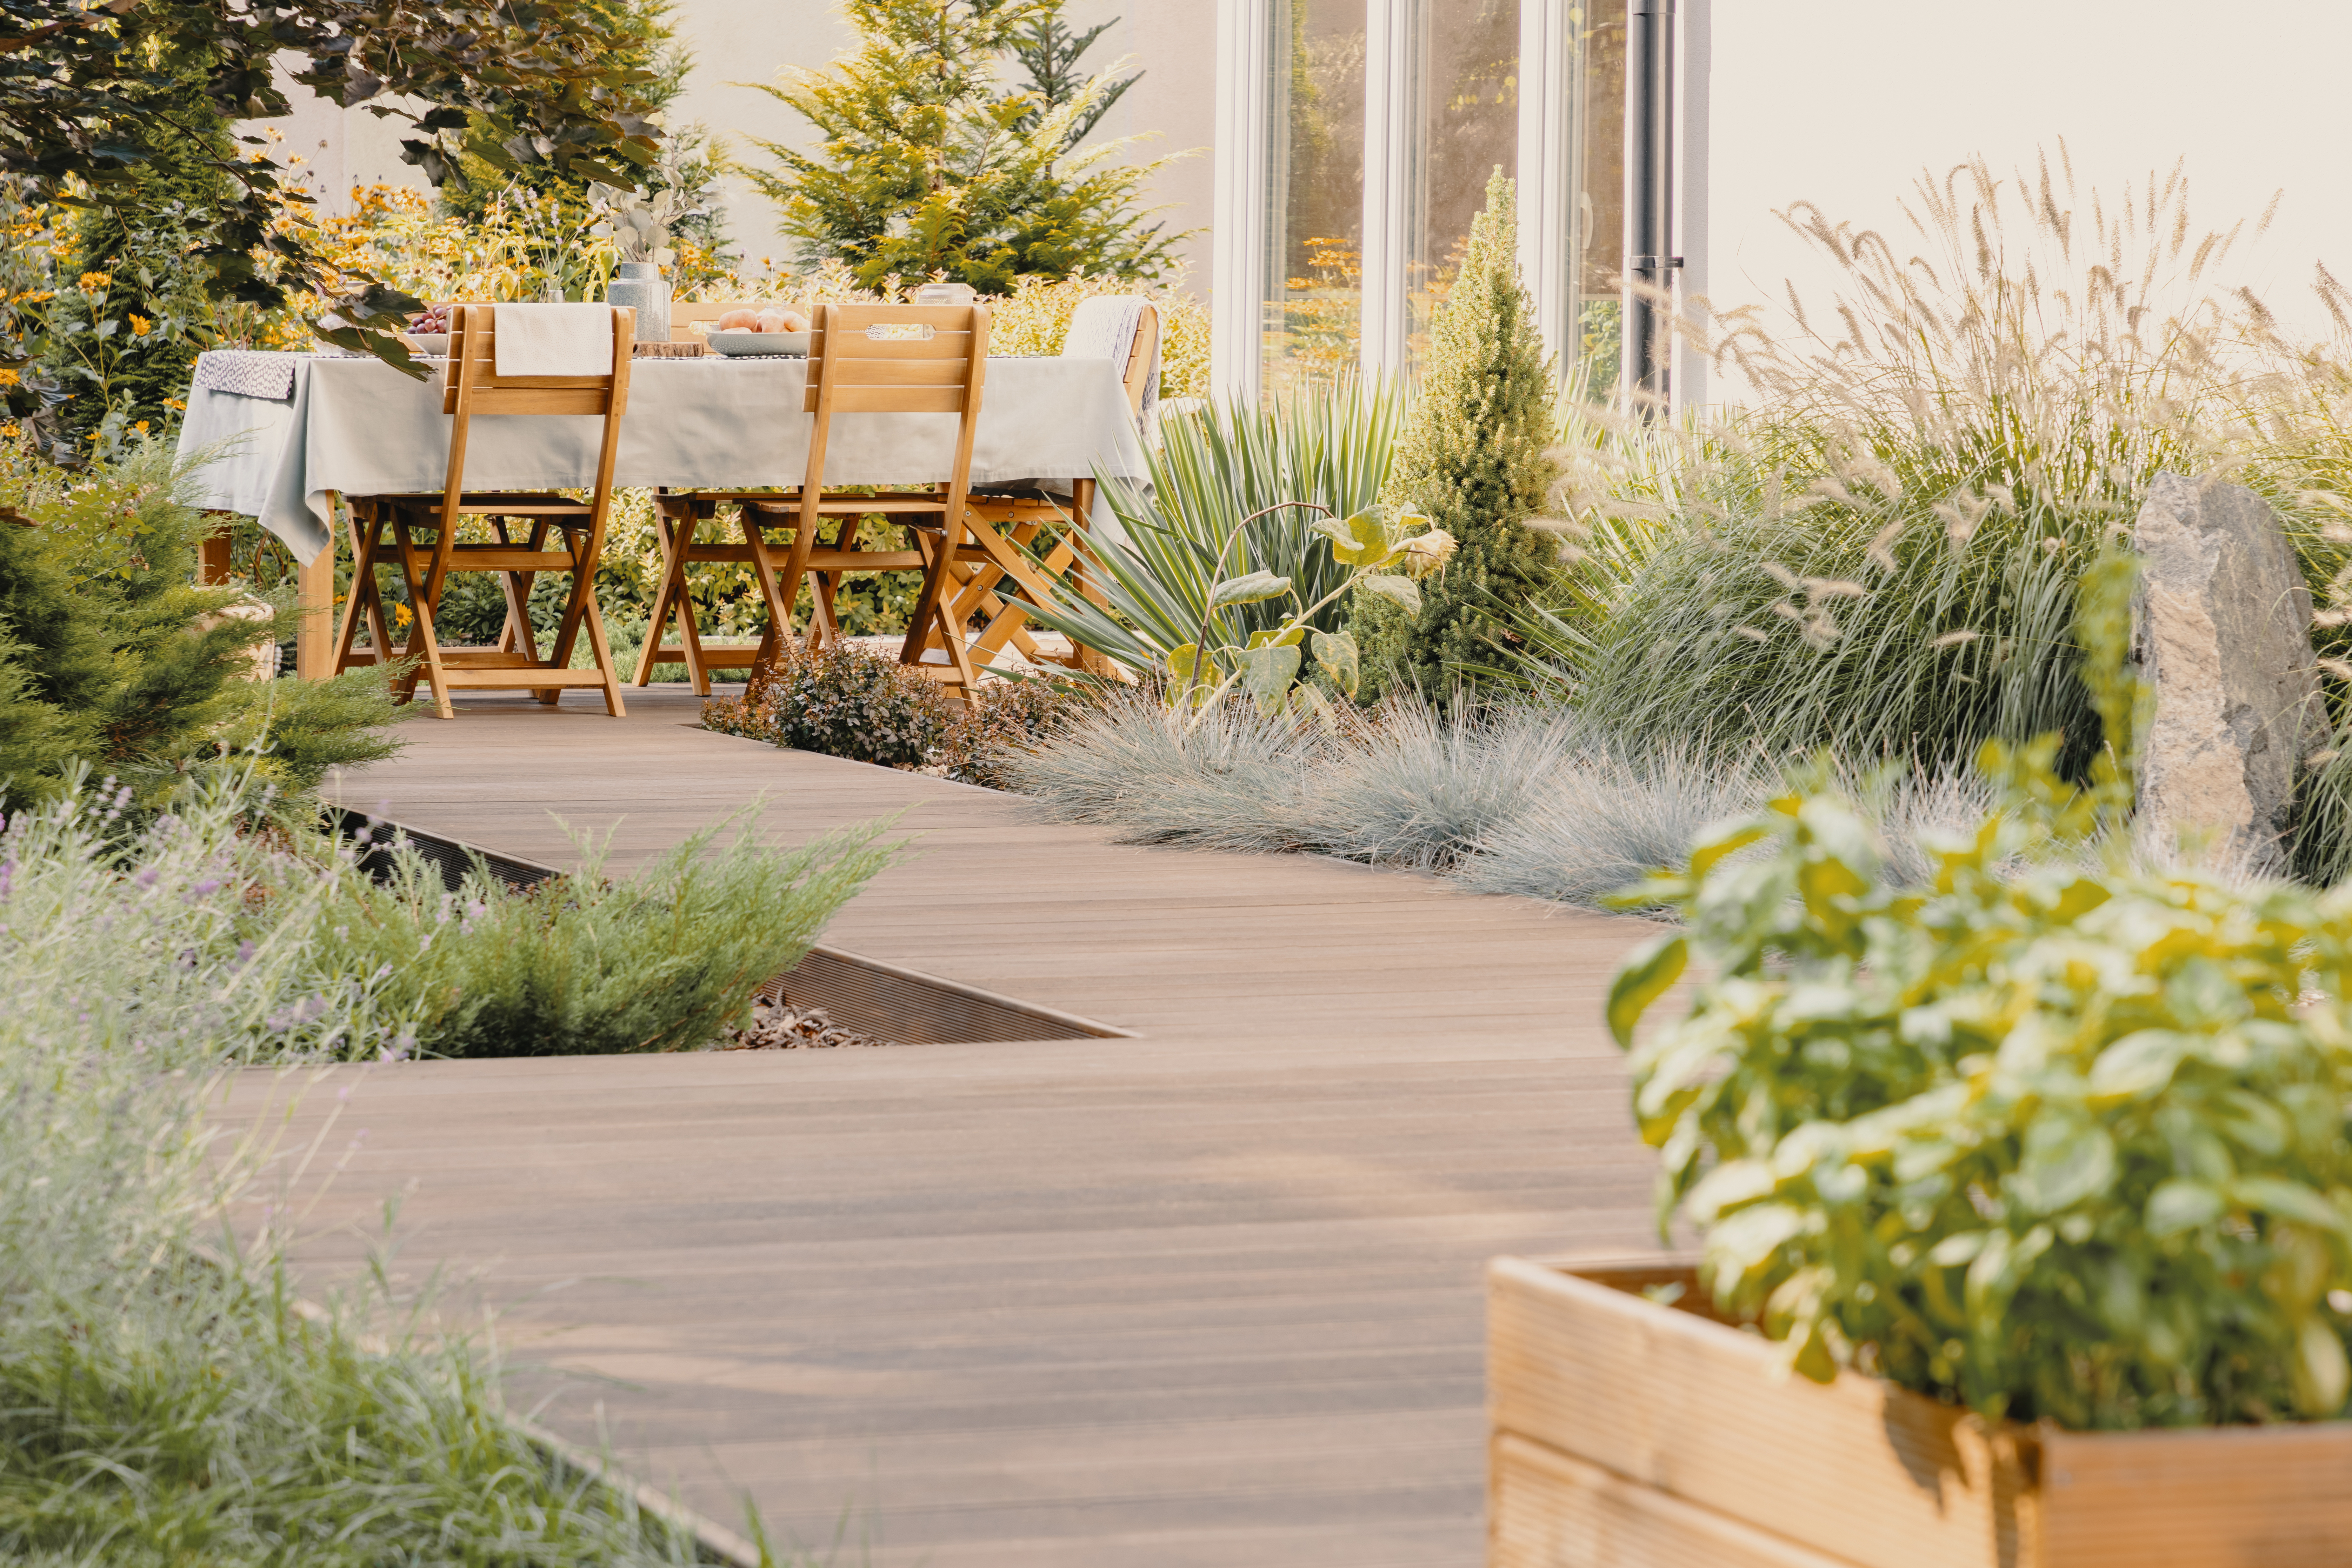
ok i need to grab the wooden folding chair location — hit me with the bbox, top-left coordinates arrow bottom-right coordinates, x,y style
634,300 -> 941,693
636,303 -> 988,696
332,303 -> 635,719
934,300 -> 1158,674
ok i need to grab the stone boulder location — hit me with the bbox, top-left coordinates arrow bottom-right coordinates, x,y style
2131,472 -> 2324,867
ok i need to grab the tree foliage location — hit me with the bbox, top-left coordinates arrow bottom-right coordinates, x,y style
1349,169 -> 1558,699
0,0 -> 666,372
744,0 -> 1188,292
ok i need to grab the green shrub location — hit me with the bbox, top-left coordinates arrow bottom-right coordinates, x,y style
317,809 -> 897,1059
0,439 -> 402,805
704,640 -> 952,767
1348,169 -> 1559,700
703,637 -> 1098,783
1608,576 -> 2352,1429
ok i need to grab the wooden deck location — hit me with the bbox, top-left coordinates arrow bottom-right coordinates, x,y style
225,688 -> 1667,1567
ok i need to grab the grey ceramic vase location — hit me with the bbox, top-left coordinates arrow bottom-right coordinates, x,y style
606,261 -> 670,345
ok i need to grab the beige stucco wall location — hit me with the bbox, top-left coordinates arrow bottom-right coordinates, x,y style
263,3 -> 1218,287
1690,0 -> 2352,403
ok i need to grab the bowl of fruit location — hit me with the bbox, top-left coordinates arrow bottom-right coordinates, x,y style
705,306 -> 811,356
400,303 -> 451,357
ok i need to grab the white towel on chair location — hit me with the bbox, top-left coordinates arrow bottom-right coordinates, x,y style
492,303 -> 615,377
1062,296 -> 1157,434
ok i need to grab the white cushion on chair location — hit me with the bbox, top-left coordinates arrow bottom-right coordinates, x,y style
1062,296 -> 1157,434
492,304 -> 616,378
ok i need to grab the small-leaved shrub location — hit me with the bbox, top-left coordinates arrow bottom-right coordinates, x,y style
703,640 -> 1098,782
705,642 -> 951,768
1608,584 -> 2352,1434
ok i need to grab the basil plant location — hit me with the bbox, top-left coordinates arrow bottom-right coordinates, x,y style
1608,738 -> 2352,1432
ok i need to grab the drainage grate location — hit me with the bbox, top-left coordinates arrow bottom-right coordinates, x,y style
326,810 -> 1125,1045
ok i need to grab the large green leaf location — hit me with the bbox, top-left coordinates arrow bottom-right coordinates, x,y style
1355,573 -> 1422,617
1313,506 -> 1406,567
1232,640 -> 1302,715
1210,571 -> 1293,609
1310,628 -> 1360,697
1607,931 -> 1687,1048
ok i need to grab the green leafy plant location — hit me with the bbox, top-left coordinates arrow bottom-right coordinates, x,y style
1158,501 -> 1453,720
1606,557 -> 2352,1431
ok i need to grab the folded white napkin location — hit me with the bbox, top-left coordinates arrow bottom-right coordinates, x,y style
1062,295 -> 1158,432
492,303 -> 616,378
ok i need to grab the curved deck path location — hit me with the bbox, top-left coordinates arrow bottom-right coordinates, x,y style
227,688 -> 1666,1568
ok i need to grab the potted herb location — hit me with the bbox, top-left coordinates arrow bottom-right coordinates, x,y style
1492,563 -> 2352,1566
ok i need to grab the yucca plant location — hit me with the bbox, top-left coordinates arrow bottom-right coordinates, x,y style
1015,377 -> 1405,671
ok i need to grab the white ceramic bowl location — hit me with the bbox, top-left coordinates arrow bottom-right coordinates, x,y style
708,329 -> 810,357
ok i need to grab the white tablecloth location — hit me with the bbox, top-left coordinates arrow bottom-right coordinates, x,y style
175,352 -> 1148,563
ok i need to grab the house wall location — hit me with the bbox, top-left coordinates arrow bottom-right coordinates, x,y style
1690,0 -> 2352,404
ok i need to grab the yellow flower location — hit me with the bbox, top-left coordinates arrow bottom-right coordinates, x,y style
0,425 -> 18,441
128,314 -> 151,336
165,396 -> 185,411
134,420 -> 150,436
77,271 -> 110,291
0,369 -> 18,388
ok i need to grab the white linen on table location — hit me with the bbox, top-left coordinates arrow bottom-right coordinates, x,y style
174,354 -> 1150,564
191,350 -> 300,400
489,303 -> 615,378
1061,296 -> 1157,433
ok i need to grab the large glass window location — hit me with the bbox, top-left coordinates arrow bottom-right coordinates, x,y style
1262,0 -> 1366,397
1227,0 -> 1628,401
1572,0 -> 1625,403
1407,0 -> 1520,366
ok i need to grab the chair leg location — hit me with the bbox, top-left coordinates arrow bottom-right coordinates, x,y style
545,525 -> 627,718
638,502 -> 701,691
740,507 -> 795,676
332,503 -> 379,676
388,513 -> 454,719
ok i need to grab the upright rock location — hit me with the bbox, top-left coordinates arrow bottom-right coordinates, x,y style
2132,472 -> 2323,867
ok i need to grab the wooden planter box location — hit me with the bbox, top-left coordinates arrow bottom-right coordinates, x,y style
1488,1254 -> 2352,1568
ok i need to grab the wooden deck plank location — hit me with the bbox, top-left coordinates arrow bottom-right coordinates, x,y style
233,688 -> 1673,1566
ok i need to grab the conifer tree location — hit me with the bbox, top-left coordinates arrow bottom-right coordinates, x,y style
1350,169 -> 1560,699
746,0 -> 1187,291
0,448 -> 401,803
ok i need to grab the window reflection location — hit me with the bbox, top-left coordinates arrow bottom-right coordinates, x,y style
1264,0 -> 1366,398
1407,0 -> 1519,369
1576,0 -> 1625,404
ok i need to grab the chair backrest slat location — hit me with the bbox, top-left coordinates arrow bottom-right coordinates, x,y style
801,304 -> 985,415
